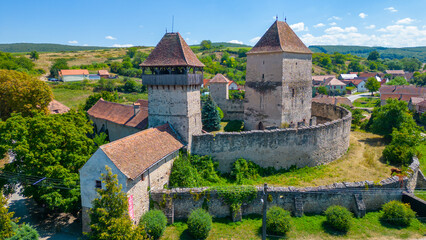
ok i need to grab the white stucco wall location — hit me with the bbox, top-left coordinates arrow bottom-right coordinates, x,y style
61,75 -> 88,82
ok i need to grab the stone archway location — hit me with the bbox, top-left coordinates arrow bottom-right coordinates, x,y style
258,122 -> 264,130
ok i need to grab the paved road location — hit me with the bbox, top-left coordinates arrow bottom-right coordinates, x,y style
8,187 -> 82,240
347,92 -> 375,102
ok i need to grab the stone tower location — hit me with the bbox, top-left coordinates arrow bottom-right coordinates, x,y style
244,20 -> 313,130
209,73 -> 230,103
141,32 -> 204,148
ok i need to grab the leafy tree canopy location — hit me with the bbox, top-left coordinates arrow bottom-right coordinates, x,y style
200,40 -> 212,50
365,77 -> 380,95
201,96 -> 221,132
0,51 -> 40,75
83,91 -> 119,111
0,70 -> 53,120
126,47 -> 138,58
29,51 -> 39,61
386,76 -> 408,86
87,166 -> 147,240
412,72 -> 426,86
0,191 -> 18,239
0,110 -> 95,212
50,58 -> 69,78
367,50 -> 380,61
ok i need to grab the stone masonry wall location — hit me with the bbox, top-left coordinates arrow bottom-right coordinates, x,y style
191,102 -> 351,173
151,157 -> 420,220
216,99 -> 245,121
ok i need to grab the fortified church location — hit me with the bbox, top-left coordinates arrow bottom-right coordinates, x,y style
80,20 -> 352,231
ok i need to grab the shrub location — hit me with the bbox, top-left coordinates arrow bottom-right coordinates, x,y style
324,205 -> 352,232
230,158 -> 260,184
187,208 -> 212,239
169,154 -> 201,188
224,120 -> 244,132
381,201 -> 416,227
189,155 -> 221,185
217,106 -> 224,119
6,223 -> 39,240
382,144 -> 415,166
140,210 -> 167,239
266,206 -> 292,236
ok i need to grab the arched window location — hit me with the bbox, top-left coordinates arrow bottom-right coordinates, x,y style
258,122 -> 265,130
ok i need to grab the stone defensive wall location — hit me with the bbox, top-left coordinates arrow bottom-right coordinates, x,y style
151,157 -> 420,221
216,99 -> 244,121
191,102 -> 352,173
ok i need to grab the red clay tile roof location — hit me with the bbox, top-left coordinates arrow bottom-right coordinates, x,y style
341,79 -> 364,87
101,123 -> 183,180
386,70 -> 405,75
98,70 -> 109,75
203,79 -> 210,86
248,21 -> 312,54
59,69 -> 89,76
358,72 -> 378,78
410,97 -> 426,105
380,85 -> 426,102
141,32 -> 205,68
325,78 -> 346,86
210,73 -> 230,83
87,99 -> 148,129
312,96 -> 352,107
48,100 -> 70,114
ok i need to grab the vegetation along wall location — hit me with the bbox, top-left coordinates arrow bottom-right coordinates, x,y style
191,102 -> 351,173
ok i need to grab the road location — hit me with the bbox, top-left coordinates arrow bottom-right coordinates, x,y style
347,92 -> 375,102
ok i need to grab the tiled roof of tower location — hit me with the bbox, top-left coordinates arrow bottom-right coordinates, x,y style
101,124 -> 183,180
87,99 -> 148,129
248,20 -> 312,54
210,73 -> 230,83
141,32 -> 205,68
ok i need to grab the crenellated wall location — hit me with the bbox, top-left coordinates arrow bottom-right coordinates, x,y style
191,102 -> 351,173
151,157 -> 420,221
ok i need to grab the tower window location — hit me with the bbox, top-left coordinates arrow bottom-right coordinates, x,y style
263,61 -> 265,64
292,89 -> 295,97
262,74 -> 264,80
95,180 -> 102,189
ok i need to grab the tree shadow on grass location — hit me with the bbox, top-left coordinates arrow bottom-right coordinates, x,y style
378,218 -> 410,230
359,137 -> 386,147
179,229 -> 194,240
321,221 -> 348,236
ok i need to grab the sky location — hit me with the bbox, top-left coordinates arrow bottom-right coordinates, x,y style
0,0 -> 425,48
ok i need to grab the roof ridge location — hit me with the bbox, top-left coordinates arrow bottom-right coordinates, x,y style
275,21 -> 284,52
176,33 -> 190,66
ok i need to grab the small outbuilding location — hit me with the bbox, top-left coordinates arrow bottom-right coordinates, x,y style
98,69 -> 110,78
58,69 -> 89,82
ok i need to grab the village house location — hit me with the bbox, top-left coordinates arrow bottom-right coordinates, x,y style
98,69 -> 110,78
409,97 -> 426,114
339,73 -> 358,80
341,79 -> 367,92
47,100 -> 70,114
87,99 -> 148,141
312,75 -> 335,86
58,69 -> 89,82
312,95 -> 353,107
379,85 -> 426,105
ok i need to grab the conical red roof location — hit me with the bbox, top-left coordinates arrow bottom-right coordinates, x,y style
248,21 -> 312,54
141,32 -> 205,68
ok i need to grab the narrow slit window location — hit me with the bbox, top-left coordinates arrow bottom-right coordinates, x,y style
95,180 -> 102,189
292,89 -> 295,97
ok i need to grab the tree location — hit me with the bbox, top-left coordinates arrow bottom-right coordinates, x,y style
238,48 -> 249,58
200,40 -> 212,50
6,223 -> 39,240
126,47 -> 138,58
0,111 -> 95,212
87,166 -> 147,240
367,50 -> 380,61
368,99 -> 414,139
0,70 -> 53,120
386,76 -> 408,86
50,58 -> 69,78
348,61 -> 364,72
201,96 -> 221,132
383,121 -> 421,165
123,79 -> 140,92
365,77 -> 380,96
369,61 -> 378,70
412,72 -> 426,86
83,91 -> 118,111
0,191 -> 18,239
29,51 -> 39,61
317,86 -> 328,95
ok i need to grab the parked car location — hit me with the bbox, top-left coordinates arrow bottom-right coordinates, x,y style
48,78 -> 58,82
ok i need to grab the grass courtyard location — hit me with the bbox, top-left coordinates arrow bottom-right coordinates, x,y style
353,97 -> 381,108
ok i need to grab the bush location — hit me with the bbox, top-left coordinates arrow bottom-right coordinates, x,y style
169,154 -> 201,188
266,206 -> 292,236
187,208 -> 212,239
230,158 -> 260,184
224,120 -> 244,132
140,210 -> 167,239
382,144 -> 415,166
324,205 -> 352,232
381,201 -> 416,227
6,223 -> 39,240
217,106 -> 224,119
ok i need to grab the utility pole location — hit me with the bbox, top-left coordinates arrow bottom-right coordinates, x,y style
262,183 -> 268,240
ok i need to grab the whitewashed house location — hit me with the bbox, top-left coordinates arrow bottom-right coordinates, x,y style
59,69 -> 89,82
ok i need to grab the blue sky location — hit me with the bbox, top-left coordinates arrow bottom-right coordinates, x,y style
1,0 -> 425,48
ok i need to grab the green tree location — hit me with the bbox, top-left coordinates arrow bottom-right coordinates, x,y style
0,111 -> 95,212
369,61 -> 378,70
348,61 -> 364,72
201,96 -> 221,132
29,51 -> 39,61
49,58 -> 69,78
238,48 -> 249,58
367,50 -> 380,61
386,76 -> 408,86
87,166 -> 147,240
123,79 -> 140,92
0,70 -> 53,120
200,40 -> 212,50
365,77 -> 380,96
6,223 -> 39,240
0,192 -> 18,239
317,86 -> 328,95
126,47 -> 138,58
383,121 -> 421,165
83,91 -> 118,111
412,72 -> 426,86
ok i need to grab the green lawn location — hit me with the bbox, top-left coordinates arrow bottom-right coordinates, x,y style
51,88 -> 93,109
161,212 -> 425,240
415,190 -> 426,201
353,97 -> 381,108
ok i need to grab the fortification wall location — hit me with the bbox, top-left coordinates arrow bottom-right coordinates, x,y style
191,102 -> 351,173
151,157 -> 420,220
215,99 -> 245,121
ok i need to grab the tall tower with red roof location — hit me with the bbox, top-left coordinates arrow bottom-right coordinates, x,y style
141,32 -> 204,148
244,20 -> 313,130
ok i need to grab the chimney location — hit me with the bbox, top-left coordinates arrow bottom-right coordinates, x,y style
133,102 -> 140,116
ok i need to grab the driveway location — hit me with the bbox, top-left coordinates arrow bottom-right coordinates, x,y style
347,92 -> 375,102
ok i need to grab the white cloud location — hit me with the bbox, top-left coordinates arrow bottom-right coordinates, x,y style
329,22 -> 337,26
301,24 -> 426,48
112,44 -> 134,48
396,18 -> 414,24
328,16 -> 341,21
249,36 -> 261,44
290,22 -> 308,32
359,13 -> 367,19
385,7 -> 398,13
314,23 -> 325,28
83,44 -> 88,46
105,36 -> 116,40
365,25 -> 376,29
68,40 -> 78,44
228,40 -> 243,44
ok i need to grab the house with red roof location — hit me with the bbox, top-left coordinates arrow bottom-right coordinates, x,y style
58,69 -> 89,82
379,85 -> 426,105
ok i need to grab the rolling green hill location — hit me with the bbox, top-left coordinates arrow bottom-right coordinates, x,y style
0,43 -> 112,53
309,45 -> 426,62
191,42 -> 251,48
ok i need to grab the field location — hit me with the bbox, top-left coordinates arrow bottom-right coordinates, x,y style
161,212 -> 425,240
353,97 -> 381,108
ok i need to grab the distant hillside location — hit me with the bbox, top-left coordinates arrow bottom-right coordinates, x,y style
0,43 -> 111,53
309,45 -> 426,62
191,42 -> 251,48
